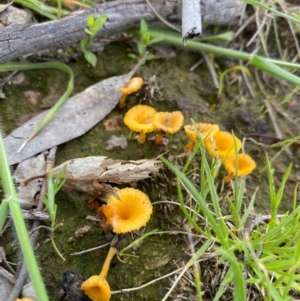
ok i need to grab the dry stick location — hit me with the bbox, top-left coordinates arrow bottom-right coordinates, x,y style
182,0 -> 202,45
7,147 -> 57,301
112,266 -> 184,294
144,0 -> 180,33
0,0 -> 180,63
201,52 -> 219,88
0,0 -> 242,63
183,224 -> 202,300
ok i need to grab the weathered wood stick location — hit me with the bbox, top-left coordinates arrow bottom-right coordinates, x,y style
0,0 -> 243,63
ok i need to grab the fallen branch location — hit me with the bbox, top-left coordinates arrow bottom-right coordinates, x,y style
0,0 -> 244,63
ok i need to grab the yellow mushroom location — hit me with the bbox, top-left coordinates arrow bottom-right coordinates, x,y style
223,153 -> 256,183
119,77 -> 144,108
81,247 -> 118,301
100,187 -> 153,234
184,123 -> 219,152
204,131 -> 242,159
153,111 -> 184,145
124,105 -> 157,144
15,298 -> 35,301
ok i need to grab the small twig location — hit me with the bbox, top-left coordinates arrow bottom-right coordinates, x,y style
112,266 -> 184,294
0,71 -> 19,89
70,242 -> 111,256
145,0 -> 181,32
201,52 -> 219,88
184,224 -> 202,301
182,0 -> 202,45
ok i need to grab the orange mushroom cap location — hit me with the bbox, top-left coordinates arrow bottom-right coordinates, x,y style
223,153 -> 256,183
15,298 -> 35,301
120,77 -> 144,95
119,77 -> 144,108
153,111 -> 184,134
101,187 -> 153,234
184,123 -> 220,142
205,131 -> 242,158
124,105 -> 157,143
81,275 -> 111,301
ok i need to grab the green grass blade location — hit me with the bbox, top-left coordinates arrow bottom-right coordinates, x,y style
15,0 -> 66,20
239,0 -> 300,25
147,29 -> 300,86
161,157 -> 229,249
176,177 -> 208,236
0,201 -> 9,230
219,250 -> 246,301
0,133 -> 49,301
239,188 -> 256,228
274,163 -> 292,207
250,55 -> 300,87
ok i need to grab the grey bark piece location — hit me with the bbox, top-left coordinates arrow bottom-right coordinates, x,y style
0,0 -> 244,63
0,267 -> 15,301
13,152 -> 47,209
22,282 -> 37,300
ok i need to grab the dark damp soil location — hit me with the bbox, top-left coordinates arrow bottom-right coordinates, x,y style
1,40 -> 300,301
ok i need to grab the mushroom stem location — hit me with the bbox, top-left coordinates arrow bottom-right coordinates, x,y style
184,141 -> 195,152
99,247 -> 118,278
138,132 -> 147,144
119,94 -> 128,108
223,173 -> 234,183
154,130 -> 164,145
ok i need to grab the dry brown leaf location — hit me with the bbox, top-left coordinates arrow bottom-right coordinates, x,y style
102,112 -> 121,131
23,90 -> 41,106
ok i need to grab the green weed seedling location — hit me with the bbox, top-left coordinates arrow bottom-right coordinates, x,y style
80,14 -> 108,67
41,171 -> 67,261
128,19 -> 163,61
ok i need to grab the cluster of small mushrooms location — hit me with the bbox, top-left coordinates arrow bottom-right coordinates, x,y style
184,123 -> 256,182
120,77 -> 256,183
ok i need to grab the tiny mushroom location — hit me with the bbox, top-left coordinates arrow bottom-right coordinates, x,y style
184,122 -> 220,152
99,187 -> 153,234
124,105 -> 157,144
223,153 -> 256,183
153,111 -> 184,145
119,77 -> 144,108
205,131 -> 242,159
15,298 -> 35,301
81,247 -> 118,301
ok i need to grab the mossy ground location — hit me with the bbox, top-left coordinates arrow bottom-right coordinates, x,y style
1,41 -> 299,300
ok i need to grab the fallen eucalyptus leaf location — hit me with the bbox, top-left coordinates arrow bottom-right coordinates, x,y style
4,59 -> 145,165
